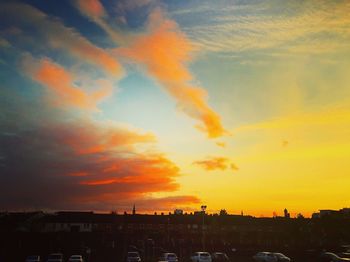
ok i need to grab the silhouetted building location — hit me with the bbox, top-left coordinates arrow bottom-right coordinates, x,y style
312,207 -> 350,218
284,208 -> 290,218
1,207 -> 350,255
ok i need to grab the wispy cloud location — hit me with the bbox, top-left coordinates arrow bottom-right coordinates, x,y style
193,156 -> 238,172
116,8 -> 226,138
174,0 -> 350,54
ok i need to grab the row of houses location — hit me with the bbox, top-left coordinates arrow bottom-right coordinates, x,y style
1,210 -> 350,254
312,208 -> 350,218
0,211 -> 290,233
1,209 -> 349,235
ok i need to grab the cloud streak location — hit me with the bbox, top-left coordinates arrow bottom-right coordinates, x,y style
117,8 -> 226,138
22,56 -> 113,110
193,157 -> 238,172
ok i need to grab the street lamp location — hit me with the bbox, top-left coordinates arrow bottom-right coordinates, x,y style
201,205 -> 207,251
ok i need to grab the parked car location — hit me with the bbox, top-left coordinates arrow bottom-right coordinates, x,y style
191,252 -> 212,262
320,252 -> 350,262
68,255 -> 84,262
273,253 -> 291,262
159,253 -> 178,262
126,251 -> 141,262
253,252 -> 278,262
211,252 -> 230,262
46,253 -> 63,262
25,255 -> 41,262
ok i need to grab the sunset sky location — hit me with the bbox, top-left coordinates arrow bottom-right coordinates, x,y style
0,0 -> 350,217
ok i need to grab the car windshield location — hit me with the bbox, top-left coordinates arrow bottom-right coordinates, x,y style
200,253 -> 210,257
48,254 -> 62,259
128,252 -> 139,257
168,254 -> 177,258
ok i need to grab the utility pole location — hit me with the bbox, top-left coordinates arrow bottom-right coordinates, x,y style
201,205 -> 207,251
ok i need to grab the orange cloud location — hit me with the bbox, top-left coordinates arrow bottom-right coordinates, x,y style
73,126 -> 155,155
81,178 -> 120,186
0,92 -> 195,210
107,129 -> 155,147
193,157 -> 228,171
60,122 -> 180,197
116,8 -> 226,138
75,0 -> 125,44
43,118 -> 156,156
77,144 -> 106,155
75,0 -> 106,18
68,172 -> 89,177
22,56 -> 113,110
193,157 -> 239,172
73,152 -> 181,204
80,156 -> 179,191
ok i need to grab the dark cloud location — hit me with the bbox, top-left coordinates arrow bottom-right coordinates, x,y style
0,90 -> 198,211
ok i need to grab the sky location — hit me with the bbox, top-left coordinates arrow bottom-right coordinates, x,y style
0,0 -> 349,217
